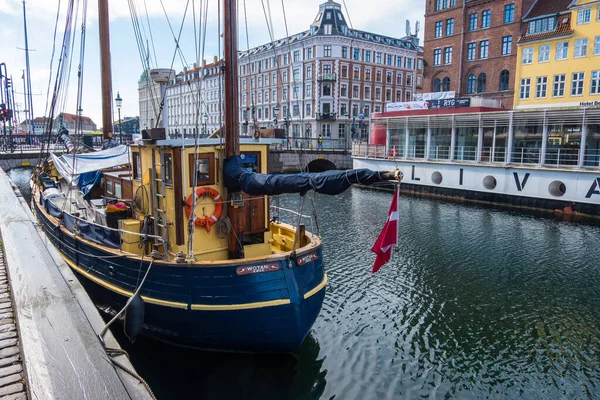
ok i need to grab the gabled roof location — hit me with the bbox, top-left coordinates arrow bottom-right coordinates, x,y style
523,0 -> 572,20
57,112 -> 96,127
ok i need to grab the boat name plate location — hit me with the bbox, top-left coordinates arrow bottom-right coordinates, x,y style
236,263 -> 281,276
296,252 -> 319,267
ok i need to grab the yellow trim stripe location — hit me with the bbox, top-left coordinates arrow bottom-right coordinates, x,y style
58,251 -> 298,311
304,274 -> 328,299
60,254 -> 189,309
190,299 -> 291,311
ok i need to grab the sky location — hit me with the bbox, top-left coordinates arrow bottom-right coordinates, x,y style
0,0 -> 424,130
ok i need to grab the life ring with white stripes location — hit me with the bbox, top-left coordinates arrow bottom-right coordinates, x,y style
185,187 -> 223,233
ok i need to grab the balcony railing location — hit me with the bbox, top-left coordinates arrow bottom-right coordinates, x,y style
317,73 -> 337,82
316,113 -> 337,122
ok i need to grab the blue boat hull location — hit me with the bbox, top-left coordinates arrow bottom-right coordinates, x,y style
34,196 -> 326,353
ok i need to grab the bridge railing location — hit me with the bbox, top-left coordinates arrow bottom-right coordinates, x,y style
275,138 -> 351,151
0,135 -> 104,153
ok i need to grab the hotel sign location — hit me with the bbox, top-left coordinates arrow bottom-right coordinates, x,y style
580,101 -> 600,108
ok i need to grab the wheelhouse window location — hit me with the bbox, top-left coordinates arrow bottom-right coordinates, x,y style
132,152 -> 141,180
189,153 -> 215,187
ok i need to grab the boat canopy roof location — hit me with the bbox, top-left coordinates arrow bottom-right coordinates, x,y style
52,144 -> 130,183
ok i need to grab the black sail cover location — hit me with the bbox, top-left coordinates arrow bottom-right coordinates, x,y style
224,156 -> 395,196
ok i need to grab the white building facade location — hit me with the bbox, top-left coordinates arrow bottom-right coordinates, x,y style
164,58 -> 224,138
138,70 -> 163,132
237,0 -> 423,145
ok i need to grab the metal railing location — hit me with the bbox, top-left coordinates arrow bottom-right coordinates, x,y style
0,134 -> 104,153
353,143 -> 600,170
317,73 -> 337,82
316,113 -> 337,121
276,137 -> 350,151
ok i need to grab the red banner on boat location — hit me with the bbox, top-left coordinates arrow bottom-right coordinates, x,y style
236,263 -> 280,276
371,187 -> 399,273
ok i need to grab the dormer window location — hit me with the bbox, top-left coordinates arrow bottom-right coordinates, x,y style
324,24 -> 332,35
326,11 -> 331,19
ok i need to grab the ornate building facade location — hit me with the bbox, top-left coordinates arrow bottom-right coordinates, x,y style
237,0 -> 422,144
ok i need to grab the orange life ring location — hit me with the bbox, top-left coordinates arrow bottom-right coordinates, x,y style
388,148 -> 397,159
185,187 -> 223,233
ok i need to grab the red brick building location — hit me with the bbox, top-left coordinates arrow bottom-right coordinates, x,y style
423,0 -> 535,109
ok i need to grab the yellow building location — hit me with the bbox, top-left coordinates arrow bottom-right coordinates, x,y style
514,0 -> 600,109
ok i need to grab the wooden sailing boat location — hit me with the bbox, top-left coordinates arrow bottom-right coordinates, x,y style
31,0 -> 400,352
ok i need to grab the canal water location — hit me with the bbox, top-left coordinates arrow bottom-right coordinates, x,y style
8,168 -> 600,399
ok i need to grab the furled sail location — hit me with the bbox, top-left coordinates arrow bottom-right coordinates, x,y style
224,156 -> 398,196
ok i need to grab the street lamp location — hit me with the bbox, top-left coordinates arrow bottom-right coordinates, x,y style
115,92 -> 123,143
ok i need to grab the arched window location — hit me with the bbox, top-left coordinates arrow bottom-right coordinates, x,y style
433,78 -> 441,92
499,70 -> 510,91
478,73 -> 487,93
467,74 -> 477,94
442,77 -> 450,92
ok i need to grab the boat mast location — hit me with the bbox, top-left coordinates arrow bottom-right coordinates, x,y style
223,0 -> 244,259
22,1 -> 33,136
98,0 -> 113,140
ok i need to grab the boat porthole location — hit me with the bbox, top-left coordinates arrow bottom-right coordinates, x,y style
548,180 -> 566,197
431,171 -> 443,185
483,175 -> 497,190
108,266 -> 115,277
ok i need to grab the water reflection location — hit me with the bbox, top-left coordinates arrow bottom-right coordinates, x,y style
113,329 -> 327,400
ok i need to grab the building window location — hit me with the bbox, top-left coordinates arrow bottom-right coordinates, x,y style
306,83 -> 312,97
538,44 -> 550,62
520,78 -> 531,99
386,54 -> 393,66
396,55 -> 402,67
479,40 -> 489,59
365,51 -> 372,62
385,89 -> 392,101
406,74 -> 412,86
434,78 -> 441,92
305,104 -> 312,117
406,58 -> 413,69
435,21 -> 443,38
528,17 -> 557,34
571,72 -> 585,95
365,86 -> 371,99
536,76 -> 548,98
306,66 -> 312,78
553,74 -> 566,97
442,77 -> 450,91
376,70 -> 382,82
341,46 -> 347,59
504,4 -> 514,23
499,70 -> 510,91
324,45 -> 332,57
502,36 -> 512,55
307,47 -> 313,59
556,42 -> 569,60
376,52 -> 382,64
478,73 -> 487,93
353,67 -> 360,79
396,89 -> 402,101
446,19 -> 454,35
396,73 -> 403,85
435,0 -> 456,11
353,48 -> 360,60
522,47 -> 534,64
386,71 -> 393,84
469,14 -> 478,31
341,84 -> 347,97
338,124 -> 347,138
467,43 -> 476,61
444,47 -> 453,64
482,10 -> 491,28
352,85 -> 359,98
341,65 -> 348,78
433,49 -> 442,66
575,38 -> 588,57
365,69 -> 371,81
467,74 -> 477,94
591,71 -> 600,94
595,36 -> 600,55
375,88 -> 381,100
577,8 -> 591,24
293,51 -> 300,62
324,24 -> 332,34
